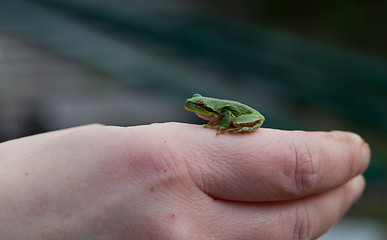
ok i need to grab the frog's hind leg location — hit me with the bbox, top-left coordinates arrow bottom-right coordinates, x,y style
228,114 -> 265,133
228,121 -> 263,133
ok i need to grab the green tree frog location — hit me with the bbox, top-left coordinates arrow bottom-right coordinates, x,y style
185,94 -> 265,135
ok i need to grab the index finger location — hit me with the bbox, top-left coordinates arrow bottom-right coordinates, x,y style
183,126 -> 370,201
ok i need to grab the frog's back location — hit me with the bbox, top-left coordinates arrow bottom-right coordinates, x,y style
216,98 -> 259,117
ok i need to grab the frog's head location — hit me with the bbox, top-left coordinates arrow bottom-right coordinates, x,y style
185,93 -> 219,117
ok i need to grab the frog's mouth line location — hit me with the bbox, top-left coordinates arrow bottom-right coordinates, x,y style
201,105 -> 219,114
185,102 -> 220,115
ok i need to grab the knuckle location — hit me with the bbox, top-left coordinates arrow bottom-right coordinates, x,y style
292,204 -> 315,240
285,134 -> 320,196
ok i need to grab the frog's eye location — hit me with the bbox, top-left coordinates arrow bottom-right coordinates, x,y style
195,102 -> 205,108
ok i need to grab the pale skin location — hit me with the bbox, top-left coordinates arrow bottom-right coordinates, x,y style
0,123 -> 370,239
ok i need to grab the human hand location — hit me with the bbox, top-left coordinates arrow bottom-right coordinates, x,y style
0,123 -> 370,239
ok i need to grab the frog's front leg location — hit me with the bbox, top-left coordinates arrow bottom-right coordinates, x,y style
216,110 -> 233,135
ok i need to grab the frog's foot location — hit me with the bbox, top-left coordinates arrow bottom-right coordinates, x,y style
203,123 -> 226,135
204,124 -> 219,129
216,126 -> 231,135
204,121 -> 220,129
227,128 -> 243,133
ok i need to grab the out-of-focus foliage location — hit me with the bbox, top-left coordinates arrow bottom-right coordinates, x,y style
200,1 -> 387,59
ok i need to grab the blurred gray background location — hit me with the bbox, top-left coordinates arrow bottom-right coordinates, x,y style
0,0 -> 386,239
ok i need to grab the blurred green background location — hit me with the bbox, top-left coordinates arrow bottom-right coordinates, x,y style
0,0 -> 386,238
